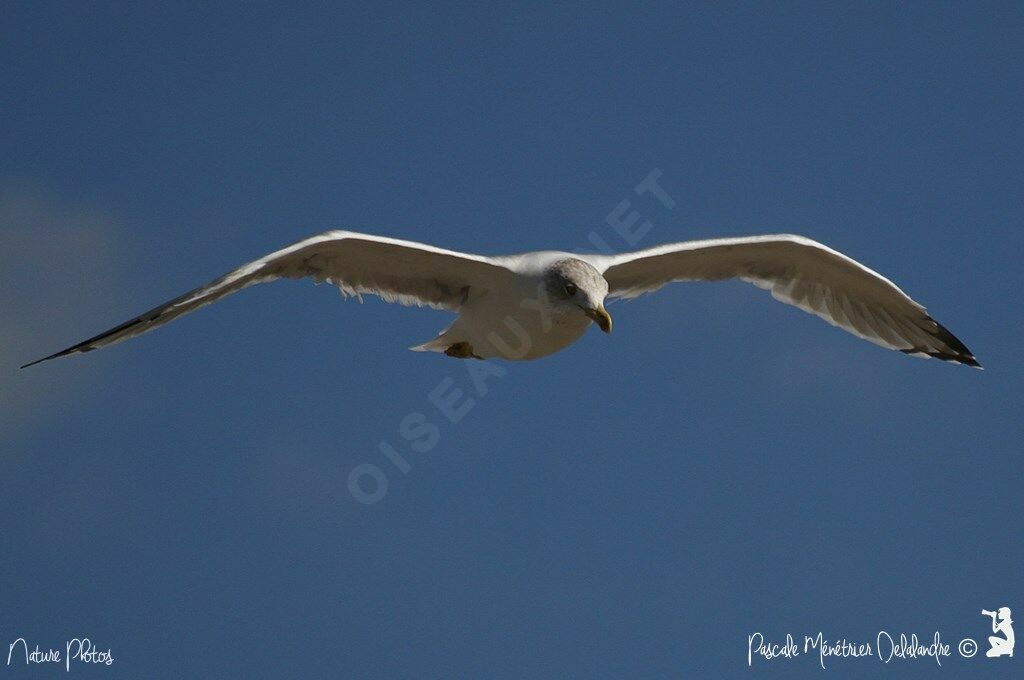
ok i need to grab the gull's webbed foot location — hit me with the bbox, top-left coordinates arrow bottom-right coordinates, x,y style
444,342 -> 483,360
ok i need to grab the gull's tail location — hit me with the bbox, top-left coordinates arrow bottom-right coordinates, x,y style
410,323 -> 458,354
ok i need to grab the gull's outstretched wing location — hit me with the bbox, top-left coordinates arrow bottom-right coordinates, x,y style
588,234 -> 979,367
23,230 -> 515,367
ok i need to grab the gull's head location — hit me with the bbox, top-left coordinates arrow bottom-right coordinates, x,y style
544,258 -> 612,333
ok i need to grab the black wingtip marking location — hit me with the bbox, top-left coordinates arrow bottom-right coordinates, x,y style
20,346 -> 90,369
900,348 -> 982,369
20,340 -> 99,369
18,306 -> 158,369
20,351 -> 64,369
22,353 -> 61,369
899,316 -> 981,369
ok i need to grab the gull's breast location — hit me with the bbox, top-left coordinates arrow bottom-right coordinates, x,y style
460,279 -> 590,361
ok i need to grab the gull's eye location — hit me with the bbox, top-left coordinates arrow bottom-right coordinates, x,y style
564,282 -> 578,297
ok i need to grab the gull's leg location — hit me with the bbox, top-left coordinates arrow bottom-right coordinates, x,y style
444,342 -> 483,360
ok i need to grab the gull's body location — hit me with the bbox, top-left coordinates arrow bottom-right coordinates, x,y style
23,231 -> 980,369
417,251 -> 604,361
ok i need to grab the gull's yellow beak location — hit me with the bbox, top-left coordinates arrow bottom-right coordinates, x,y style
584,305 -> 613,333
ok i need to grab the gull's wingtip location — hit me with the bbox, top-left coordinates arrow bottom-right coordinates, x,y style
906,316 -> 982,370
898,348 -> 981,369
20,346 -> 88,369
21,352 -> 63,369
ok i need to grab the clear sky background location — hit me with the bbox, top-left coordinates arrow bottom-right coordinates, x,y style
2,2 -> 1022,678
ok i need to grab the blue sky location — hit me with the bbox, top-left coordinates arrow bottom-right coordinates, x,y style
2,2 -> 1022,678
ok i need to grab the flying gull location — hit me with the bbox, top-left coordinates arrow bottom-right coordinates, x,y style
22,231 -> 980,368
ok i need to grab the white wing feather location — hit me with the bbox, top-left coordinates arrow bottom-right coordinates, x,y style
588,234 -> 979,367
23,230 -> 514,367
